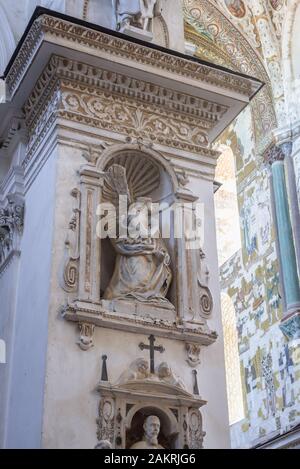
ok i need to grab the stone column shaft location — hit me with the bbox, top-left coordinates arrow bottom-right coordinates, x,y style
267,144 -> 300,314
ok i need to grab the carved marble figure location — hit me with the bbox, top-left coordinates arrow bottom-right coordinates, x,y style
116,0 -> 160,32
103,164 -> 172,306
130,415 -> 164,449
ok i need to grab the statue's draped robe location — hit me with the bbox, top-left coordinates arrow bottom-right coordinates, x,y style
104,236 -> 172,304
116,0 -> 158,29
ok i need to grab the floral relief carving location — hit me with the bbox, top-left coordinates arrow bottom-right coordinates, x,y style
60,88 -> 209,150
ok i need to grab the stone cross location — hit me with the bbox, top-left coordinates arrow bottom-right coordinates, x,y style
139,335 -> 165,374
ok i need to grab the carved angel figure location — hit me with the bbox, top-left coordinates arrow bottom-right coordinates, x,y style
103,164 -> 172,306
115,0 -> 160,32
156,362 -> 187,390
116,358 -> 150,384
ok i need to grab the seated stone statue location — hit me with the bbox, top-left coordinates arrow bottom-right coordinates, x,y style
103,165 -> 172,307
130,415 -> 164,449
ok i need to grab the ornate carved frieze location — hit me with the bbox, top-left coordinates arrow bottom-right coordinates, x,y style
7,14 -> 257,100
22,54 -> 236,158
0,197 -> 24,268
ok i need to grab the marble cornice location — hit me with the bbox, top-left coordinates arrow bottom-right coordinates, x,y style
23,55 -> 232,158
6,13 -> 261,101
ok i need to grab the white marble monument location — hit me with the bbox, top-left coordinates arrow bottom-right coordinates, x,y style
0,2 -> 262,449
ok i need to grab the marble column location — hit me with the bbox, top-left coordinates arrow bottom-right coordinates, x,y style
282,142 -> 300,274
266,145 -> 300,339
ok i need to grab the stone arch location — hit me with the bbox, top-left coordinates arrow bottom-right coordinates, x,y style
183,0 -> 277,149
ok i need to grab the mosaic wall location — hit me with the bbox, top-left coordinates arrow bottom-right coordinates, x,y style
218,108 -> 300,448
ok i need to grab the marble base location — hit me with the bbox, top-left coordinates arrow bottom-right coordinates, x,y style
119,25 -> 153,42
101,298 -> 175,322
62,300 -> 218,346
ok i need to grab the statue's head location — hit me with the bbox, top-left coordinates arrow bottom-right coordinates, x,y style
134,358 -> 149,375
157,362 -> 171,379
143,415 -> 161,445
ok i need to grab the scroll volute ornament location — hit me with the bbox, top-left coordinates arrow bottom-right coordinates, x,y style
198,249 -> 213,319
61,188 -> 81,293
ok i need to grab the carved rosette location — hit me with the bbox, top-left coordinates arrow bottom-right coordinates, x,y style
0,198 -> 24,267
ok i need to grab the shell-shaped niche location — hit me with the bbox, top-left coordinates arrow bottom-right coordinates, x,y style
102,152 -> 160,204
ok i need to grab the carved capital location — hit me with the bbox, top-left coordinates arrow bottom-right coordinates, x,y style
0,196 -> 24,266
264,144 -> 285,165
280,142 -> 293,158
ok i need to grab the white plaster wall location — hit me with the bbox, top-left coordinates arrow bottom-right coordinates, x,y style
4,148 -> 57,448
40,142 -> 230,449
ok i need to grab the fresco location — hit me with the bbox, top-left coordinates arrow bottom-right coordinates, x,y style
224,0 -> 246,18
218,105 -> 300,449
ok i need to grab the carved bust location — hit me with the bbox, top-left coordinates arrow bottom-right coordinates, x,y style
130,415 -> 164,449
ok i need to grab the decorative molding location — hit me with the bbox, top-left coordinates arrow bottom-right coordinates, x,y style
21,53 -> 234,164
7,14 -> 258,100
62,300 -> 218,347
6,19 -> 43,97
